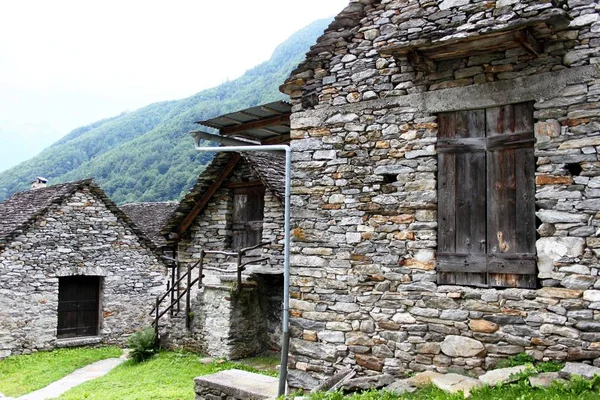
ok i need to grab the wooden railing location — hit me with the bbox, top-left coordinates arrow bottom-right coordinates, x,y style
151,242 -> 271,337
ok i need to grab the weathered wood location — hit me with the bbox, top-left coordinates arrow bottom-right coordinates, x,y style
407,50 -> 435,73
225,180 -> 264,189
438,103 -> 536,288
220,114 -> 290,136
232,185 -> 265,250
515,29 -> 542,56
177,154 -> 241,235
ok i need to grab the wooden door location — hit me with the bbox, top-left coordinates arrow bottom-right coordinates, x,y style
232,185 -> 265,250
57,276 -> 100,338
437,103 -> 536,288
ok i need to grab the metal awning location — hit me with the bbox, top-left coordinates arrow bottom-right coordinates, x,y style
196,101 -> 291,142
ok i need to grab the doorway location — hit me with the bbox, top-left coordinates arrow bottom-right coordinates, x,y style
57,276 -> 101,338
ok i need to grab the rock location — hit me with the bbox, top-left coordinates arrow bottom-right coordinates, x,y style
537,287 -> 583,299
287,370 -> 320,390
584,290 -> 600,302
560,362 -> 600,379
469,320 -> 499,333
431,373 -> 483,397
562,275 -> 596,290
198,357 -> 215,364
536,238 -> 585,279
386,379 -> 417,395
356,354 -> 384,371
529,372 -> 564,388
406,371 -> 444,388
441,335 -> 486,357
343,374 -> 395,391
536,210 -> 587,224
478,365 -> 528,386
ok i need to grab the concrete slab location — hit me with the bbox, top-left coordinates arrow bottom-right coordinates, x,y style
195,369 -> 278,400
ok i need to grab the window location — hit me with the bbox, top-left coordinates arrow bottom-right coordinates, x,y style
232,185 -> 265,250
57,276 -> 101,338
437,103 -> 536,289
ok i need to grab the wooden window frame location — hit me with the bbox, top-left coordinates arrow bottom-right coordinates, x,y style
437,103 -> 537,289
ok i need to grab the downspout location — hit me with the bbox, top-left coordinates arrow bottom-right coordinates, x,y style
191,135 -> 292,397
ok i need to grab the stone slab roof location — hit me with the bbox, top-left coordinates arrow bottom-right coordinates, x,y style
162,151 -> 284,239
0,179 -> 161,256
121,202 -> 179,249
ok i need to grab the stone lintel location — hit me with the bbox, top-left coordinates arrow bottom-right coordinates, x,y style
194,369 -> 278,399
292,65 -> 598,128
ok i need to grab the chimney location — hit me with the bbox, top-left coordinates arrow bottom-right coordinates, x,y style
31,177 -> 48,190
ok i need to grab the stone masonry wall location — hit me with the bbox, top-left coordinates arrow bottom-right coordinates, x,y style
0,188 -> 167,358
284,0 -> 600,390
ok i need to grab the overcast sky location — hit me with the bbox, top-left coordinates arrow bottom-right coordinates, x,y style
0,0 -> 348,139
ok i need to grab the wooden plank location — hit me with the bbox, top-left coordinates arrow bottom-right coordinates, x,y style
438,113 -> 456,255
486,256 -> 537,275
225,181 -> 264,189
437,254 -> 487,273
515,147 -> 537,254
177,154 -> 241,235
514,29 -> 542,56
220,114 -> 290,136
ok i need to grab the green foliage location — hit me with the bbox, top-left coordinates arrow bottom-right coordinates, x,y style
497,353 -> 536,368
127,327 -> 158,363
0,19 -> 332,204
0,346 -> 122,397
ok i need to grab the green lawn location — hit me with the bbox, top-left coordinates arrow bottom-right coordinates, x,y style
0,346 -> 122,397
57,351 -> 278,400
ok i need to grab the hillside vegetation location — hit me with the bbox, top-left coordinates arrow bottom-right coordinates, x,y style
0,19 -> 331,204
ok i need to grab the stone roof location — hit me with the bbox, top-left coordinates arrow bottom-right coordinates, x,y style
161,151 -> 284,238
121,202 -> 179,249
0,179 -> 161,255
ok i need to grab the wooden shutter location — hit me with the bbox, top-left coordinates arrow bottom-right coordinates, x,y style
232,186 -> 265,250
57,276 -> 100,338
437,103 -> 536,288
437,110 -> 488,287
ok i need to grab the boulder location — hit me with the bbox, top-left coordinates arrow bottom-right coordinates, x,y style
386,379 -> 417,395
560,362 -> 600,379
431,373 -> 483,397
529,372 -> 564,388
406,371 -> 444,388
441,335 -> 486,357
478,365 -> 528,386
342,374 -> 394,391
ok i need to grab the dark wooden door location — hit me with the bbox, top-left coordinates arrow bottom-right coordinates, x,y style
437,103 -> 536,288
57,276 -> 100,338
232,185 -> 265,250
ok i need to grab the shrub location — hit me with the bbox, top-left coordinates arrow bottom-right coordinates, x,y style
127,327 -> 158,363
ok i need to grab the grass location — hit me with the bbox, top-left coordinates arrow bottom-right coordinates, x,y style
57,351 -> 278,400
306,375 -> 600,400
0,346 -> 122,397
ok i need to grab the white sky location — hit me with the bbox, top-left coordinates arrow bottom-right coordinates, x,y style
0,0 -> 348,137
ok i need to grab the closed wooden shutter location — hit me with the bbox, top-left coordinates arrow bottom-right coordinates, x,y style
232,186 -> 265,250
57,276 -> 101,338
437,103 -> 536,288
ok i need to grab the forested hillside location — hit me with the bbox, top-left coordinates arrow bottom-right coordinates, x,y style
0,18 -> 331,204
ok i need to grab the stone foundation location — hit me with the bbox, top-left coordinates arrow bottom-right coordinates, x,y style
194,369 -> 278,400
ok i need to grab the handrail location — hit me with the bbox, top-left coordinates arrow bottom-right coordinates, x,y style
150,258 -> 201,315
153,277 -> 200,323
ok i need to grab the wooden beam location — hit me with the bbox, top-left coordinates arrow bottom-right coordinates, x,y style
220,114 -> 290,136
177,154 -> 241,235
514,29 -> 542,56
262,134 -> 291,145
407,50 -> 435,73
225,180 -> 264,189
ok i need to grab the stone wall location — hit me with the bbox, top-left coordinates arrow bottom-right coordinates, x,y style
0,188 -> 167,358
283,0 -> 600,389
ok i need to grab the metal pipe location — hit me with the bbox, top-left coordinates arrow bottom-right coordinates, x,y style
193,139 -> 291,397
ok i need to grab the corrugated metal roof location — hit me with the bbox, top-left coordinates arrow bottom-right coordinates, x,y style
196,101 -> 291,142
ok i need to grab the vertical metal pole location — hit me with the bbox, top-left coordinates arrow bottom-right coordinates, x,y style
186,264 -> 192,329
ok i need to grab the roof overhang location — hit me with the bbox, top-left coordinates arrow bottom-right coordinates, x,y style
195,101 -> 291,144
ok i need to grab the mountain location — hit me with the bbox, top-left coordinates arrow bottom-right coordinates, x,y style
0,18 -> 331,204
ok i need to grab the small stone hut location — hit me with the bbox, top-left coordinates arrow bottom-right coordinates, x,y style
0,179 -> 168,358
158,116 -> 289,358
281,0 -> 600,389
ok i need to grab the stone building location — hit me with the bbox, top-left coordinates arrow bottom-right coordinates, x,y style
0,179 -> 168,358
281,0 -> 600,388
121,202 -> 179,253
157,103 -> 290,358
